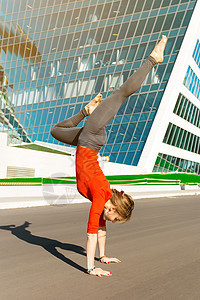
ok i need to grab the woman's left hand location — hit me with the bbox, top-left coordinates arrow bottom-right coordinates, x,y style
100,256 -> 121,264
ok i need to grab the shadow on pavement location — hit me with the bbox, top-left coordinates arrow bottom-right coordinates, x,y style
0,221 -> 87,273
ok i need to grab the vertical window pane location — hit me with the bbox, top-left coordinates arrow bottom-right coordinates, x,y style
144,0 -> 153,11
162,0 -> 171,7
95,76 -> 104,92
144,17 -> 156,35
127,45 -> 138,61
173,36 -> 184,53
153,16 -> 165,33
118,0 -> 129,16
135,43 -> 147,60
127,0 -> 137,14
135,1 -> 144,13
118,23 -> 129,40
109,1 -> 120,18
110,24 -> 120,42
135,19 -> 147,36
127,21 -> 137,38
102,3 -> 112,19
95,28 -> 104,44
78,7 -> 88,24
172,11 -> 185,29
102,26 -> 112,43
182,10 -> 193,27
153,0 -> 162,9
163,14 -> 175,31
163,63 -> 173,81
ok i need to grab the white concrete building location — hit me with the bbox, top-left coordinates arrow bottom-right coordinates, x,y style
139,0 -> 200,174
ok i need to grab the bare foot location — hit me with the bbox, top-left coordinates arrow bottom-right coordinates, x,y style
150,35 -> 168,63
85,93 -> 102,115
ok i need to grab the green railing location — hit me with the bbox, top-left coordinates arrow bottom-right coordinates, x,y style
0,173 -> 199,186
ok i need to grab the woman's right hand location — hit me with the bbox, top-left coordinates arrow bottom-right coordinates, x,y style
89,267 -> 112,277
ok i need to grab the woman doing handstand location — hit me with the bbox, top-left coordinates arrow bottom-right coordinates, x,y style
51,36 -> 167,277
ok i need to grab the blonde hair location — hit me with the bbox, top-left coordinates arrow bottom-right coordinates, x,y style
110,189 -> 134,223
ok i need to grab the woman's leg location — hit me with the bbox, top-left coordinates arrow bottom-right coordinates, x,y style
50,94 -> 102,145
50,109 -> 87,146
78,36 -> 167,152
52,55 -> 155,146
87,56 -> 156,129
78,57 -> 156,151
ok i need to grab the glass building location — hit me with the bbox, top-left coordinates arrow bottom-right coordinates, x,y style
0,0 -> 199,173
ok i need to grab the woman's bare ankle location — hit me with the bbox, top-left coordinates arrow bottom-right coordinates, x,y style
150,35 -> 167,63
85,93 -> 102,116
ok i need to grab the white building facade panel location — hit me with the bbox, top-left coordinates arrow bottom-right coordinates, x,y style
138,0 -> 200,173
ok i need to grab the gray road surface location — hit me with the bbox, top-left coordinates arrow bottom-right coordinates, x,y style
0,195 -> 200,300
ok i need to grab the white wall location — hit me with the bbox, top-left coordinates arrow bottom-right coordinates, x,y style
138,1 -> 200,173
0,132 -> 76,178
0,132 -> 140,179
0,183 -> 199,209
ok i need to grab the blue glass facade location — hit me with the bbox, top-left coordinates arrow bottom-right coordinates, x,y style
154,36 -> 200,175
184,39 -> 200,100
0,0 -> 197,165
154,152 -> 200,174
173,93 -> 200,128
193,39 -> 200,68
184,66 -> 200,100
163,122 -> 200,154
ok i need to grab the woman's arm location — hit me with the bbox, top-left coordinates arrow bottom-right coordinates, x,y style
97,226 -> 106,258
97,226 -> 121,265
86,189 -> 115,276
87,233 -> 97,270
87,233 -> 112,277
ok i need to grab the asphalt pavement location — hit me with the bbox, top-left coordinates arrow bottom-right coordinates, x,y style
0,194 -> 200,300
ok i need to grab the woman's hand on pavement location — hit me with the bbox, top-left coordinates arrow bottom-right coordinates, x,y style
89,267 -> 112,277
100,256 -> 121,264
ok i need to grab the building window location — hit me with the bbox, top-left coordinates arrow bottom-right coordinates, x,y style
174,93 -> 200,128
193,39 -> 200,69
184,67 -> 200,100
154,153 -> 200,174
163,122 -> 200,155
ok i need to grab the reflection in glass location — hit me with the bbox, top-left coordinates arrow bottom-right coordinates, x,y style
0,0 -> 195,169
